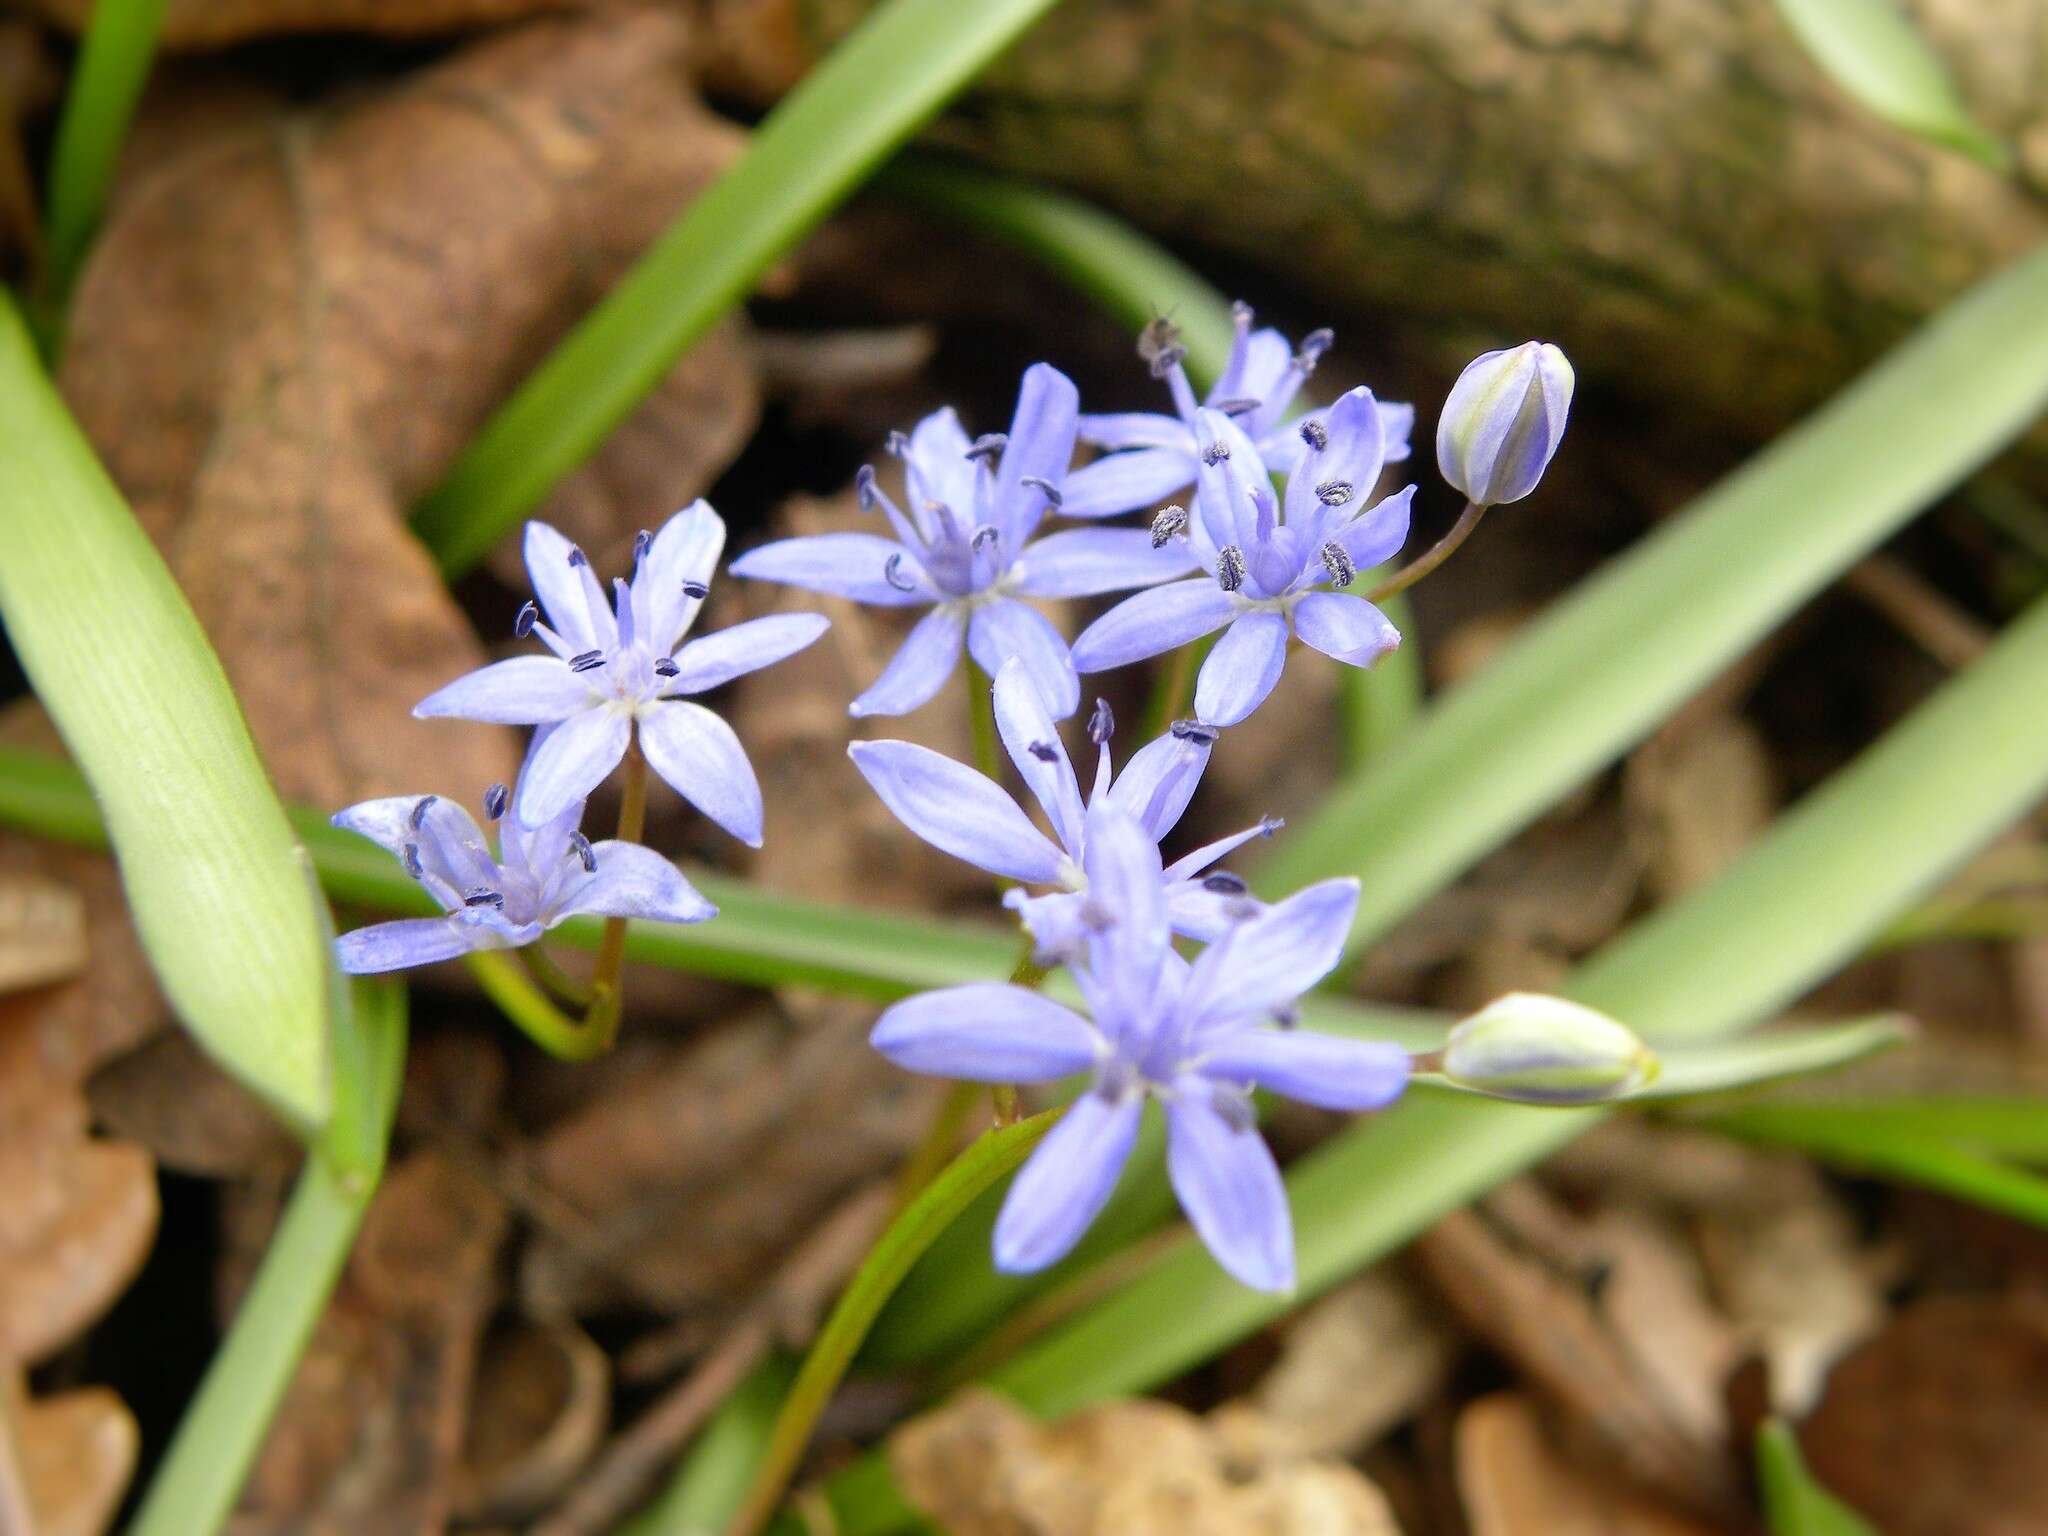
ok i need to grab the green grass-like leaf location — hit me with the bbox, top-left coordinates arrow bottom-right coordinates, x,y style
1757,1418 -> 1879,1536
39,0 -> 168,336
1774,0 -> 2010,168
127,978 -> 407,1536
0,296 -> 333,1128
411,0 -> 1061,576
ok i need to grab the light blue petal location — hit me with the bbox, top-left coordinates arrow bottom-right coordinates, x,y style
1184,877 -> 1361,1030
1164,880 -> 1266,943
1104,730 -> 1211,841
557,840 -> 717,925
334,916 -> 481,974
670,613 -> 830,695
1057,448 -> 1197,519
1378,399 -> 1416,463
1070,579 -> 1237,673
996,362 -> 1079,544
1166,1091 -> 1294,1292
413,655 -> 590,725
1076,411 -> 1188,451
730,534 -> 934,608
993,1088 -> 1142,1273
992,658 -> 1084,853
849,606 -> 965,718
1005,888 -> 1090,964
331,795 -> 429,857
523,520 -> 614,652
1160,818 -> 1280,883
1080,802 -> 1169,1011
1199,1030 -> 1411,1112
1194,612 -> 1289,727
906,406 -> 977,520
514,708 -> 630,829
1212,325 -> 1291,406
1292,592 -> 1401,667
1190,409 -> 1270,553
1334,485 -> 1414,573
1010,528 -> 1201,599
1284,387 -> 1386,551
967,599 -> 1079,720
638,700 -> 764,847
847,740 -> 1065,883
871,984 -> 1100,1081
632,499 -> 726,649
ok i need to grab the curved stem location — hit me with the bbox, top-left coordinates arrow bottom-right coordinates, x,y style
1366,500 -> 1487,603
725,1110 -> 1061,1536
520,943 -> 594,1008
467,951 -> 610,1062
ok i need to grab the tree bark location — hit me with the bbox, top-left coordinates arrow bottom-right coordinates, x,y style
703,0 -> 2048,443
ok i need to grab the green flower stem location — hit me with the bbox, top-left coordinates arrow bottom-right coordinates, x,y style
466,950 -> 610,1062
725,1110 -> 1060,1536
966,659 -> 1000,783
1365,501 -> 1487,602
1138,641 -> 1199,741
35,0 -> 167,345
580,735 -> 649,1052
412,0 -> 1063,575
127,978 -> 408,1536
519,943 -> 595,1008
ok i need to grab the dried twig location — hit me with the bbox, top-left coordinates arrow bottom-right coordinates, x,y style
529,1181 -> 893,1536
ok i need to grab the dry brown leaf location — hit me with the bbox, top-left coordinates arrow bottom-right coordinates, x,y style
0,709 -> 169,1081
453,1321 -> 609,1523
1625,713 -> 1776,902
1413,1182 -> 1745,1525
230,1149 -> 508,1535
517,1012 -> 936,1316
891,1388 -> 1402,1536
732,491 -> 984,917
1455,1392 -> 1725,1536
0,870 -> 84,996
88,1029 -> 296,1179
491,316 -> 760,591
60,9 -> 746,808
21,0 -> 573,49
0,1019 -> 158,1366
1798,1293 -> 2048,1536
11,1384 -> 138,1536
1247,1264 -> 1458,1460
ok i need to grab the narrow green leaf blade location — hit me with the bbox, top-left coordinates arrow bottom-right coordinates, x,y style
413,0 -> 1061,575
1634,1016 -> 1908,1098
1774,0 -> 2009,168
1259,243 -> 2048,951
1757,1418 -> 1879,1536
0,297 -> 332,1127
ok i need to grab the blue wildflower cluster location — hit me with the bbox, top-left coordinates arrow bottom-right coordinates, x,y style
329,305 -> 1576,1292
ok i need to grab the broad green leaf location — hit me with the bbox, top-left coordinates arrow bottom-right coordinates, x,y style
0,297 -> 332,1127
412,0 -> 1062,576
1757,1418 -> 1879,1536
1774,0 -> 2008,168
1259,242 -> 2048,951
128,978 -> 407,1536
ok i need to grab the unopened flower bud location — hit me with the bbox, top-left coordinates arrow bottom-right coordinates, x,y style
1436,342 -> 1572,507
1440,993 -> 1655,1105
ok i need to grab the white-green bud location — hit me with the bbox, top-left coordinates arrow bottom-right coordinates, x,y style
1440,993 -> 1656,1105
1436,341 -> 1573,507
